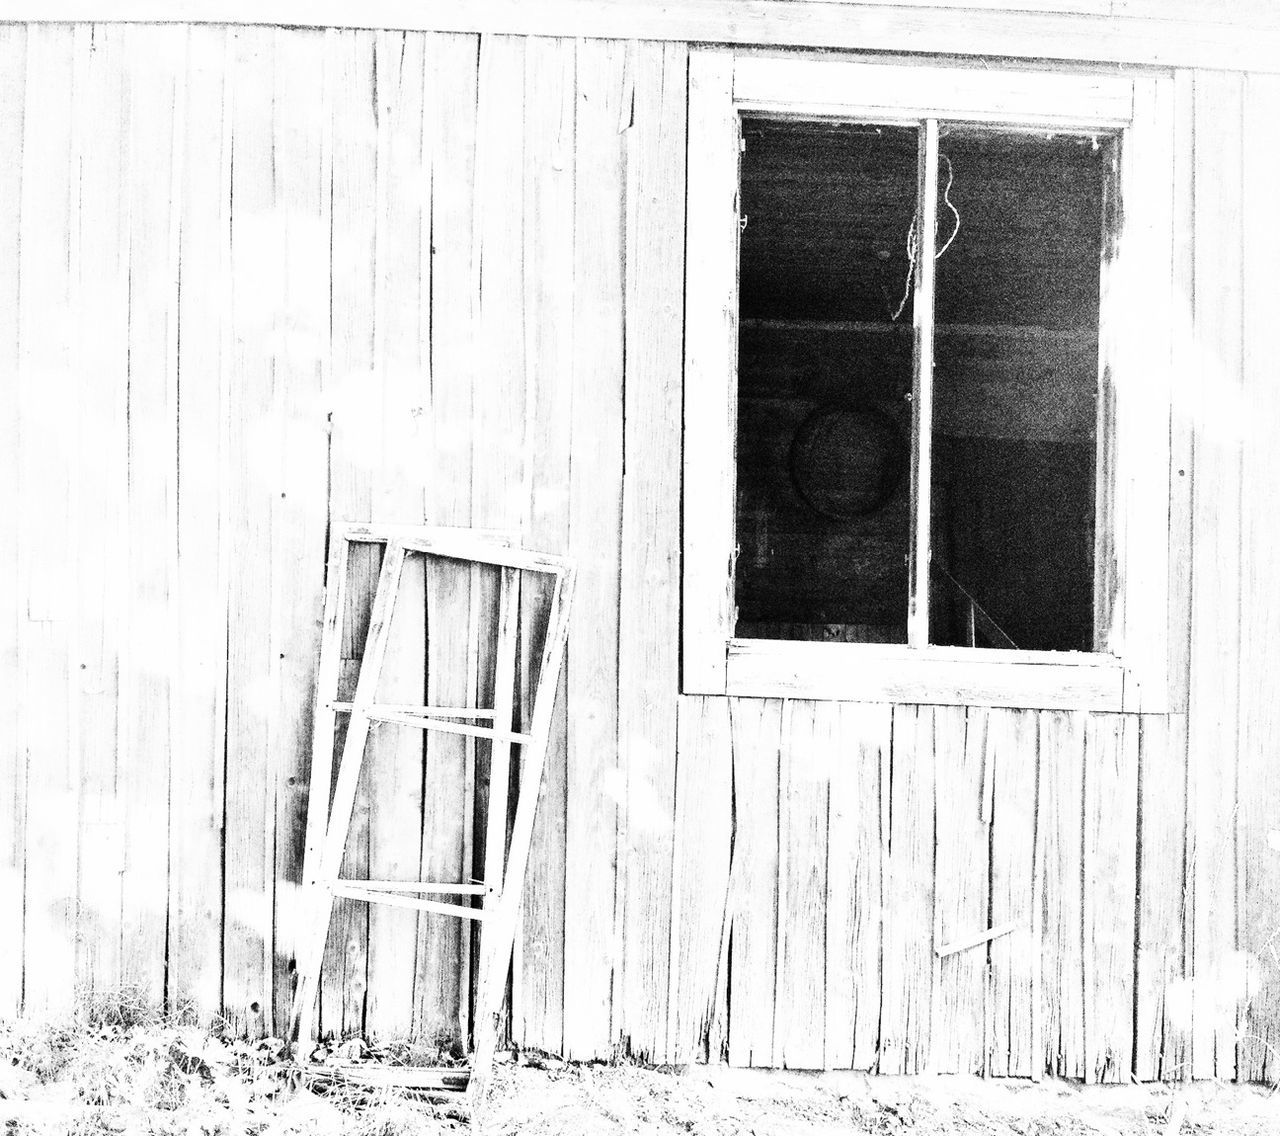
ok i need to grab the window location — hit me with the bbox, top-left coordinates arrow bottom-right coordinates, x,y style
682,53 -> 1174,711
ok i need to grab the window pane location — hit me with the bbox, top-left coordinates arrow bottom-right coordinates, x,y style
734,118 -> 917,644
929,129 -> 1104,651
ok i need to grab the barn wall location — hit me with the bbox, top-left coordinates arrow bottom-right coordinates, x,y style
0,23 -> 683,1055
2,21 -> 1280,1084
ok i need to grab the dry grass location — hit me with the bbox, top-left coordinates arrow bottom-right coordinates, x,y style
0,991 -> 465,1136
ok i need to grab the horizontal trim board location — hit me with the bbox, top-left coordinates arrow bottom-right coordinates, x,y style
328,882 -> 488,921
336,525 -> 571,575
734,56 -> 1134,127
336,521 -> 514,546
831,0 -> 1110,10
8,2 -> 1280,74
336,879 -> 490,895
328,702 -> 498,720
742,318 -> 1093,342
724,639 -> 1125,709
365,709 -> 533,745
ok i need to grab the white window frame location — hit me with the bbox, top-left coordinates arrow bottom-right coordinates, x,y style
681,50 -> 1174,712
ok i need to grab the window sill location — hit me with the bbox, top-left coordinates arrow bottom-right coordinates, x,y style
718,638 -> 1126,710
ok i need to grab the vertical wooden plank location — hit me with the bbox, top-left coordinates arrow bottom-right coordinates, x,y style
1110,74 -> 1175,712
824,702 -> 858,1074
825,702 -> 889,1072
471,32 -> 527,539
517,35 -> 576,1056
774,701 -> 829,1070
0,22 -> 27,1019
668,697 -> 733,1064
562,36 -> 627,1062
1030,708 -> 1045,1082
1135,68 -> 1194,1087
321,27 -> 377,1043
1187,67 -> 1244,1083
71,22 -> 130,1003
617,37 -> 687,1065
419,29 -> 479,1047
224,24 -> 278,1036
168,23 -> 232,1014
726,698 -> 782,1068
471,31 -> 527,1046
932,706 -> 987,1075
69,24 -> 100,1005
16,22 -> 78,1016
1136,715 -> 1190,1081
1167,68 -> 1196,725
879,705 -> 935,1074
363,28 -> 429,1043
1039,709 -> 1086,1079
1083,713 -> 1138,1083
1236,70 -> 1280,1089
681,48 -> 736,694
269,25 -> 331,1034
988,708 -> 1037,1078
121,23 -> 185,1008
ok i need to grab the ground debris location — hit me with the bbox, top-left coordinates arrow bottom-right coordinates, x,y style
3,1007 -> 1280,1135
0,1000 -> 464,1136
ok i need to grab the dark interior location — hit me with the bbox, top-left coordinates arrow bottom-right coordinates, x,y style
734,116 -> 1106,651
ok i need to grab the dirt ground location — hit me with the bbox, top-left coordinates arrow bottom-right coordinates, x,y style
3,1009 -> 1280,1136
482,1061 -> 1280,1136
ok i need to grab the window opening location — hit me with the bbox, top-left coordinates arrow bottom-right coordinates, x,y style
733,113 -> 1109,653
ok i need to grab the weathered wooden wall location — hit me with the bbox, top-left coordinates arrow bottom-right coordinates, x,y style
2,20 -> 1279,1084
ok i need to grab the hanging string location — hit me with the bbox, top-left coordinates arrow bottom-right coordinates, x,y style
888,218 -> 919,323
936,153 -> 961,258
889,152 -> 961,321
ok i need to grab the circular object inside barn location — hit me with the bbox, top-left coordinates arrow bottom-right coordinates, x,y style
788,404 -> 907,519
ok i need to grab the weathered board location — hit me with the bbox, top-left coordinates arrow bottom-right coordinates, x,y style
363,26 -> 429,1043
1038,711 -> 1086,1079
616,39 -> 687,1062
824,702 -> 889,1071
725,698 -> 784,1068
1082,714 -> 1138,1083
1237,70 -> 1280,1088
223,25 -> 280,1039
0,20 -> 26,1022
988,709 -> 1037,1077
668,697 -> 732,1064
561,36 -> 627,1063
1187,68 -> 1245,1084
268,23 -> 329,1036
518,34 -> 576,1056
419,29 -> 481,1048
17,21 -> 78,1016
169,23 -> 230,1014
774,702 -> 831,1069
933,706 -> 987,1075
71,23 -> 129,1005
879,705 -> 936,1074
1133,65 -> 1194,1087
320,27 -> 378,1042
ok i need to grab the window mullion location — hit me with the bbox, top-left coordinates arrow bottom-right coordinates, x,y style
907,118 -> 940,648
